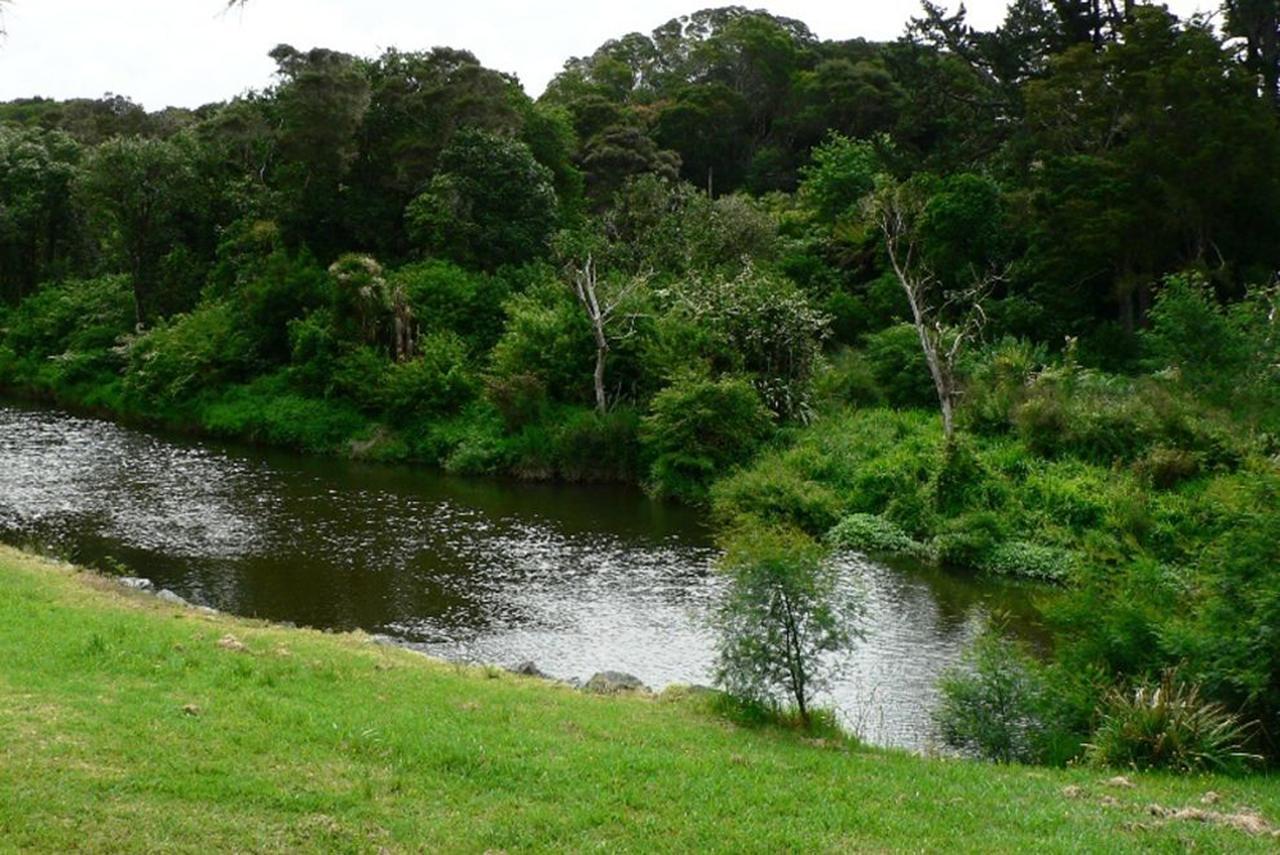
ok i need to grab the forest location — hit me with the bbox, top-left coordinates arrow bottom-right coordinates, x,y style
2,1 -> 1280,771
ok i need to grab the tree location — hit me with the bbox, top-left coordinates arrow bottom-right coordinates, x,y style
406,128 -> 558,269
0,127 -> 82,303
865,175 -> 996,442
76,135 -> 201,326
714,525 -> 862,727
564,252 -> 646,414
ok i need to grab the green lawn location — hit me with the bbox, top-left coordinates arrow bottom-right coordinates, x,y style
1,545 -> 1277,852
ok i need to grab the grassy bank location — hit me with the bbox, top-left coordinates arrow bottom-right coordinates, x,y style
2,546 -> 1278,851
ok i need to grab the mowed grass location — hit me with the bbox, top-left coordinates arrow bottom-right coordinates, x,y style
1,546 -> 1278,853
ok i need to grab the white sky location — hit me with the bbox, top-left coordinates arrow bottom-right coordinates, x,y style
0,1 -> 1213,110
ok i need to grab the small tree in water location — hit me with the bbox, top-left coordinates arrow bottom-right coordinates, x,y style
714,526 -> 863,728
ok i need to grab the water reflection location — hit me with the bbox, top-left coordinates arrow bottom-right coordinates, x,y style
0,401 -> 1043,749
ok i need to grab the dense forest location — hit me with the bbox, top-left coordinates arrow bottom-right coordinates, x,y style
3,1 -> 1280,769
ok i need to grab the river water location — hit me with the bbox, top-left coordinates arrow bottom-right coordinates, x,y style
0,401 -> 1043,750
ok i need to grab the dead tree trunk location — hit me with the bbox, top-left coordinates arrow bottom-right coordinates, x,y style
572,255 -> 610,415
871,187 -> 987,445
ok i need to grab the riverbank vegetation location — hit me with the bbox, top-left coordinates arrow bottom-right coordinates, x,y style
5,545 -> 1280,851
3,2 -> 1280,772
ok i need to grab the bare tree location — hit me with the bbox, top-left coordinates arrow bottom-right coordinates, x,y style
567,254 -> 646,415
866,180 -> 993,443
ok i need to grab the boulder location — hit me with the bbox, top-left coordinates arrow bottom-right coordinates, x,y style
119,577 -> 154,591
584,671 -> 649,695
155,589 -> 189,607
509,661 -> 550,679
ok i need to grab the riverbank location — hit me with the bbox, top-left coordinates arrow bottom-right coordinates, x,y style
2,546 -> 1277,851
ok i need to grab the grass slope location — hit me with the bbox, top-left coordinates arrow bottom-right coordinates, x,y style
1,546 -> 1278,853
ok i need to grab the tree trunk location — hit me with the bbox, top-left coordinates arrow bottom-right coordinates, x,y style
592,331 -> 609,416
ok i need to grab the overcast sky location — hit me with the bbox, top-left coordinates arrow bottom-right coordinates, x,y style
0,0 -> 1213,110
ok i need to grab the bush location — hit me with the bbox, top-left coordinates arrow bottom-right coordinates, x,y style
643,375 -> 775,504
934,630 -> 1055,764
1085,671 -> 1258,774
813,348 -> 882,410
981,541 -> 1075,583
714,525 -> 862,728
199,373 -> 368,453
863,323 -> 935,408
549,406 -> 641,482
961,337 -> 1045,434
381,332 -> 475,423
123,301 -> 253,408
827,514 -> 925,557
389,260 -> 510,352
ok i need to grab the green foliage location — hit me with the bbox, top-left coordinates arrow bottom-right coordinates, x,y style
489,280 -> 594,405
390,260 -> 510,352
981,541 -> 1074,583
714,525 -> 862,726
1085,672 -> 1258,774
643,375 -> 775,504
661,265 -> 829,421
798,133 -> 882,224
123,302 -> 253,409
935,630 -> 1057,764
406,128 -> 558,269
380,332 -> 475,423
863,324 -> 935,409
0,275 -> 132,395
827,514 -> 924,557
199,373 -> 367,453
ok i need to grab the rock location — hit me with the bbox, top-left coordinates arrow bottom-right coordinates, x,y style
155,589 -> 189,607
216,634 -> 248,653
584,671 -> 648,695
508,661 -> 550,679
194,606 -> 219,616
182,704 -> 201,717
119,577 -> 154,591
1105,775 -> 1136,789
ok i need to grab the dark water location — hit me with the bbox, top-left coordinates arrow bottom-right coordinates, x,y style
0,401 -> 1044,750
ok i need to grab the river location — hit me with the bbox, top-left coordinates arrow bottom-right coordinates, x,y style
0,401 -> 1043,750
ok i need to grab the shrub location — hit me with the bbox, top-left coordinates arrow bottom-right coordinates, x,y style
200,373 -> 368,453
863,323 -> 935,408
381,331 -> 475,423
1133,446 -> 1201,490
1085,671 -> 1258,774
123,301 -> 253,408
813,348 -> 882,409
981,541 -> 1075,583
961,337 -> 1045,434
934,630 -> 1054,764
714,525 -> 862,728
827,514 -> 925,557
931,511 -> 1006,570
643,375 -> 775,504
389,260 -> 510,352
483,372 -> 549,431
550,406 -> 641,482
711,458 -> 845,534
489,281 -> 594,405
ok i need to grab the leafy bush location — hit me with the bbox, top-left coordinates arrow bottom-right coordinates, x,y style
863,323 -> 935,408
714,525 -> 862,728
390,260 -> 510,352
199,373 -> 368,453
123,302 -> 253,408
827,514 -> 925,557
981,541 -> 1075,583
381,332 -> 475,423
934,630 -> 1055,764
643,375 -> 775,504
550,406 -> 641,482
1085,672 -> 1258,774
961,337 -> 1045,434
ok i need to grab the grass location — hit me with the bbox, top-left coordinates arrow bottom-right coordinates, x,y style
2,545 -> 1279,852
